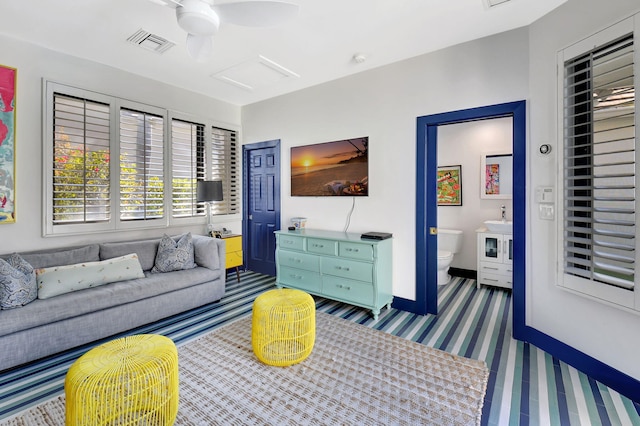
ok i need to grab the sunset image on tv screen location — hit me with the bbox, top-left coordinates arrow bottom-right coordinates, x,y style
290,137 -> 368,196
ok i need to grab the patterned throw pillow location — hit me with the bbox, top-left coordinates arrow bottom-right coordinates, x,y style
0,253 -> 37,309
151,233 -> 196,273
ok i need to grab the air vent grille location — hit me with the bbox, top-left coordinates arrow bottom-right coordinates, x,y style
484,0 -> 511,8
127,29 -> 175,54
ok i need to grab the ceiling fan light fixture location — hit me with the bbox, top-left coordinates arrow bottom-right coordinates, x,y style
186,33 -> 214,62
176,0 -> 220,36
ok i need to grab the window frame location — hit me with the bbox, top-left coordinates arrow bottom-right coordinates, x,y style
43,81 -> 241,236
556,15 -> 640,313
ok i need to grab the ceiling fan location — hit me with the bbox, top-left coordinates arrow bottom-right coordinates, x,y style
151,0 -> 299,61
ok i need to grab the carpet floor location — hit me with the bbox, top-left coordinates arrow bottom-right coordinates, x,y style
1,312 -> 488,426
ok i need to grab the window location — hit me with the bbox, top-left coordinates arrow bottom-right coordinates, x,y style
171,119 -> 205,218
51,93 -> 111,226
559,17 -> 638,311
44,82 -> 240,236
210,126 -> 239,215
119,108 -> 164,221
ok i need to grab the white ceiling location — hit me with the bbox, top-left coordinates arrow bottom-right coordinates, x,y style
0,0 -> 567,106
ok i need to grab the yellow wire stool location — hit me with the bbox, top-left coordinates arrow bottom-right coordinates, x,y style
65,334 -> 179,426
252,288 -> 316,366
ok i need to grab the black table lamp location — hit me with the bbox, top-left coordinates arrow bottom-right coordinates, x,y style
197,180 -> 223,232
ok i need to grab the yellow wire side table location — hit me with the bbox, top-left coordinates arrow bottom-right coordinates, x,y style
252,288 -> 316,367
65,334 -> 179,426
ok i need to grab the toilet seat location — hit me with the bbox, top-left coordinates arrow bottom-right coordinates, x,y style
437,250 -> 453,261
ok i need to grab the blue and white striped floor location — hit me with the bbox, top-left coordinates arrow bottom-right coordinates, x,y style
1,271 -> 639,425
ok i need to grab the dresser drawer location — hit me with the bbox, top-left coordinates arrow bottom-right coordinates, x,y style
478,261 -> 512,276
323,276 -> 374,305
278,266 -> 322,293
226,250 -> 243,269
278,234 -> 304,251
307,238 -> 337,256
277,250 -> 319,272
478,272 -> 512,289
321,257 -> 373,282
339,242 -> 374,261
224,236 -> 242,252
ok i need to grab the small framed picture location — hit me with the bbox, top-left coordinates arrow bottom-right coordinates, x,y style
437,165 -> 462,206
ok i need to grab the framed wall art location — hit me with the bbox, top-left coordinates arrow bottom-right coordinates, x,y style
480,151 -> 512,199
0,64 -> 16,224
437,165 -> 462,206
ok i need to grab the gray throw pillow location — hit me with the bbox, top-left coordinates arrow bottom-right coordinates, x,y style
151,233 -> 196,273
0,253 -> 37,309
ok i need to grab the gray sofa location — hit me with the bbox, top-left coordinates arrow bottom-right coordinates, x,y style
0,234 -> 226,371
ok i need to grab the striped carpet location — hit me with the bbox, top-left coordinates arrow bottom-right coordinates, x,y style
1,271 -> 639,425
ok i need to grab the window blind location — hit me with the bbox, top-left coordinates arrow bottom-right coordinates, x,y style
52,94 -> 111,224
119,108 -> 164,220
563,34 -> 636,291
171,119 -> 205,218
210,126 -> 239,215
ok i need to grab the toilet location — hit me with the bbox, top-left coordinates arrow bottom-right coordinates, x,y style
437,228 -> 464,285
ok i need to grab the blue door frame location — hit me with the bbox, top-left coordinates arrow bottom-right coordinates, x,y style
392,100 -> 527,339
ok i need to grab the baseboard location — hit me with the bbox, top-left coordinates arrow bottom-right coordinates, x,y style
523,326 -> 640,403
449,267 -> 476,280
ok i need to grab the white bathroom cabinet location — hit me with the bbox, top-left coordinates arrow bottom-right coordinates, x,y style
476,228 -> 513,289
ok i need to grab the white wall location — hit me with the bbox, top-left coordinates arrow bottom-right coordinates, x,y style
0,35 -> 241,252
437,117 -> 513,270
242,28 -> 529,300
527,0 -> 640,379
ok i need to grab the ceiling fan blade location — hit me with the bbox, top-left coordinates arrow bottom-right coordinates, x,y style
186,33 -> 214,62
147,0 -> 182,9
213,1 -> 299,27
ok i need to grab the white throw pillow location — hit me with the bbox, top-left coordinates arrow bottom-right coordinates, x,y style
36,253 -> 145,299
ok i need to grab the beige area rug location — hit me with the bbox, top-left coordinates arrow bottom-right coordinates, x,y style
1,312 -> 489,425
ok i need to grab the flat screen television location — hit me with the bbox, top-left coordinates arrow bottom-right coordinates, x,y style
291,137 -> 368,196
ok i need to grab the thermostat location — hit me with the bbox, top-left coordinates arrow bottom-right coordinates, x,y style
536,186 -> 554,203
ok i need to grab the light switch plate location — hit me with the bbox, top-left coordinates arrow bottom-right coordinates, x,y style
539,204 -> 554,220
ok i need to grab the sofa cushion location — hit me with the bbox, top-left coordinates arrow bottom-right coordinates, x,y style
0,254 -> 37,309
36,253 -> 145,299
0,266 -> 221,338
193,235 -> 220,270
151,233 -> 196,273
99,239 -> 160,272
21,244 -> 100,269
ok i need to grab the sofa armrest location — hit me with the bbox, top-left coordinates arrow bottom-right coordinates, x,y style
192,235 -> 226,271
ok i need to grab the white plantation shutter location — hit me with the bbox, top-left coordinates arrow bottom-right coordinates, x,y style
119,108 -> 164,220
172,119 -> 206,217
46,81 -> 240,235
52,93 -> 111,224
210,126 -> 239,215
563,34 -> 636,294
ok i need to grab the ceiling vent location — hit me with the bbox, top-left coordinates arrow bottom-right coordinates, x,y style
127,29 -> 175,54
483,0 -> 512,8
212,55 -> 299,91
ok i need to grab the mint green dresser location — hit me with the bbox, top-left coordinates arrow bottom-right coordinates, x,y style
275,229 -> 393,320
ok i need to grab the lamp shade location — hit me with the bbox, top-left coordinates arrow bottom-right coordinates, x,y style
197,180 -> 223,202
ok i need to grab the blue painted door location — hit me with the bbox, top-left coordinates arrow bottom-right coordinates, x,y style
243,141 -> 280,276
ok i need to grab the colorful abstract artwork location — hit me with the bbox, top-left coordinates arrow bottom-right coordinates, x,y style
485,164 -> 500,195
0,64 -> 16,224
437,165 -> 462,206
